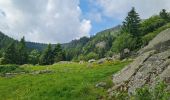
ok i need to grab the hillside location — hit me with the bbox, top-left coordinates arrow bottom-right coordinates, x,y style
63,25 -> 121,60
0,25 -> 121,60
109,28 -> 170,99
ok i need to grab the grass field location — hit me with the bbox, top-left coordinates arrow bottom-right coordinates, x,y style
0,61 -> 131,100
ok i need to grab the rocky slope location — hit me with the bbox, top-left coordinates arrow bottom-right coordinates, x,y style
111,28 -> 170,94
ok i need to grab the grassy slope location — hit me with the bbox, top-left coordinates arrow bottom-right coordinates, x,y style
0,61 -> 130,100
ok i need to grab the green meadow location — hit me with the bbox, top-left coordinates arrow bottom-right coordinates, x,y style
0,61 -> 130,100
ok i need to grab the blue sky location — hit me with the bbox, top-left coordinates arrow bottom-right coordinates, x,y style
80,0 -> 122,35
0,0 -> 170,43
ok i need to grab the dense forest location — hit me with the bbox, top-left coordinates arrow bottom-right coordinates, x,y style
0,8 -> 170,65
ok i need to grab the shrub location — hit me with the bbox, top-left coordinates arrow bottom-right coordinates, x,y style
133,82 -> 170,100
111,32 -> 137,53
85,52 -> 99,61
0,65 -> 24,75
142,23 -> 170,46
140,15 -> 166,36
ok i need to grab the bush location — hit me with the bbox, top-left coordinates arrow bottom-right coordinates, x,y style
85,52 -> 99,61
142,23 -> 170,46
0,65 -> 24,75
111,32 -> 137,53
140,15 -> 166,36
0,57 -> 6,65
111,82 -> 170,100
133,82 -> 170,100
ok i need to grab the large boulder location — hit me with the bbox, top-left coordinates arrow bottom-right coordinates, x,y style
112,28 -> 170,94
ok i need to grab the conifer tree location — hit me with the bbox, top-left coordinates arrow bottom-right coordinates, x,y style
122,7 -> 141,37
3,42 -> 17,64
160,9 -> 170,22
17,37 -> 28,64
39,44 -> 54,65
53,44 -> 65,62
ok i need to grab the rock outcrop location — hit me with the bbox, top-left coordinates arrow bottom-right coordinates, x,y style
112,28 -> 170,94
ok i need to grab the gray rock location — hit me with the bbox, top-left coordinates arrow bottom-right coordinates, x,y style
111,28 -> 170,94
96,82 -> 107,88
97,58 -> 107,64
112,54 -> 120,60
139,28 -> 170,54
88,59 -> 96,63
79,61 -> 84,64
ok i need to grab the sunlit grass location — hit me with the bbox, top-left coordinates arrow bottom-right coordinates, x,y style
0,61 -> 131,100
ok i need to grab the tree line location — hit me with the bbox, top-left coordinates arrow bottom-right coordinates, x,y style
0,37 -> 65,65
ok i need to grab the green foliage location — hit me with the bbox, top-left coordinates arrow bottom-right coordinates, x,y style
0,65 -> 24,75
85,52 -> 99,60
135,86 -> 152,100
122,7 -> 141,37
112,32 -> 137,53
17,37 -> 28,64
140,15 -> 166,36
3,42 -> 18,64
160,9 -> 170,22
0,57 -> 5,65
142,23 -> 170,46
105,51 -> 114,57
53,44 -> 65,62
39,44 -> 54,65
134,82 -> 170,100
28,49 -> 40,65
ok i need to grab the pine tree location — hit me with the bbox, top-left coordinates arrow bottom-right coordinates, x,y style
160,9 -> 170,22
53,44 -> 65,62
122,7 -> 141,37
3,42 -> 17,64
39,44 -> 54,65
17,37 -> 28,64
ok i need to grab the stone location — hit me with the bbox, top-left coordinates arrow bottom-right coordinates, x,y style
111,28 -> 170,95
112,50 -> 155,85
88,59 -> 96,63
112,54 -> 120,60
139,28 -> 170,54
97,58 -> 107,64
96,82 -> 107,88
79,61 -> 84,64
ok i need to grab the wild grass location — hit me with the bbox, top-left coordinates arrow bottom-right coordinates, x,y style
0,61 -> 130,100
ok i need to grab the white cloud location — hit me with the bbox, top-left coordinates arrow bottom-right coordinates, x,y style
0,0 -> 92,43
79,19 -> 91,38
95,0 -> 170,20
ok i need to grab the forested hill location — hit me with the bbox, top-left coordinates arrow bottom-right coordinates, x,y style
0,25 -> 121,53
0,31 -> 17,55
62,25 -> 121,61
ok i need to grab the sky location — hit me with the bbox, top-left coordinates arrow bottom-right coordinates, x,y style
0,0 -> 170,43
